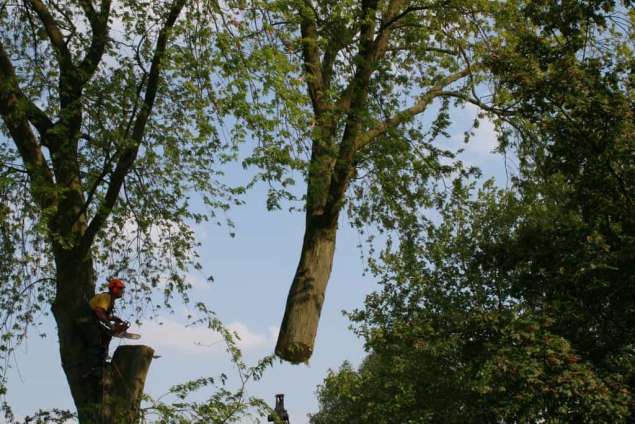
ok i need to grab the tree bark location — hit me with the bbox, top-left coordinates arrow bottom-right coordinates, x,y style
103,345 -> 155,424
52,249 -> 103,423
52,250 -> 154,423
275,214 -> 338,363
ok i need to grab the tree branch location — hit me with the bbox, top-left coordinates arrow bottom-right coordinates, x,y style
334,0 -> 404,114
439,91 -> 517,117
320,33 -> 343,92
71,148 -> 117,229
28,0 -> 74,71
369,0 -> 405,63
319,0 -> 406,219
355,66 -> 475,150
80,0 -> 186,252
0,40 -> 56,210
320,11 -> 357,92
0,40 -> 53,136
25,101 -> 54,136
77,0 -> 112,84
298,1 -> 326,116
375,3 -> 443,35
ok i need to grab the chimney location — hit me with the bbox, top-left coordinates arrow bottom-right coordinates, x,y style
267,393 -> 290,423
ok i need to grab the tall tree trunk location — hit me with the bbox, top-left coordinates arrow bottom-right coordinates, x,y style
52,248 -> 103,423
275,213 -> 339,363
52,248 -> 154,423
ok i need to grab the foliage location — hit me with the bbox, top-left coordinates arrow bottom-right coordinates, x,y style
0,0 -> 277,402
312,182 -> 632,423
311,1 -> 635,422
228,0 -> 520,362
141,307 -> 277,424
485,0 -> 635,381
234,0 -> 505,217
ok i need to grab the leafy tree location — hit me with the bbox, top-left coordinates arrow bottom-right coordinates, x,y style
0,0 -> 259,421
236,0 -> 511,363
310,0 -> 634,422
487,0 -> 635,358
311,184 -> 632,423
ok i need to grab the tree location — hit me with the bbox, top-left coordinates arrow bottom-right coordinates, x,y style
311,184 -> 632,423
310,0 -> 635,421
484,0 -> 635,417
0,1 -> 250,421
236,0 -> 510,363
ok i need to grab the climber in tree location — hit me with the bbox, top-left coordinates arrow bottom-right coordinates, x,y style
89,278 -> 129,361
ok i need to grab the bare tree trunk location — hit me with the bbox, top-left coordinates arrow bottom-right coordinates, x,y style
275,214 -> 338,363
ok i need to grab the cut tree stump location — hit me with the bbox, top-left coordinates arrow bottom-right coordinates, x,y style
102,345 -> 155,424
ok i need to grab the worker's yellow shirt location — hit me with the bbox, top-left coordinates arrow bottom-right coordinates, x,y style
89,292 -> 112,312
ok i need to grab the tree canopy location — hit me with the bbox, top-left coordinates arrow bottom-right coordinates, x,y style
0,0 -> 267,420
310,0 -> 635,422
227,0 -> 516,363
1,0 -> 633,421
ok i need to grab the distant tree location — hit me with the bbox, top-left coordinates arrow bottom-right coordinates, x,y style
311,184 -> 632,423
0,0 -> 258,421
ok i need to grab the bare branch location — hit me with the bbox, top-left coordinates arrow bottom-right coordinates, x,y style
386,46 -> 455,55
439,91 -> 517,116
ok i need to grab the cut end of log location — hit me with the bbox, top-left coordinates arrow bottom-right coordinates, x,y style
275,340 -> 313,364
112,344 -> 155,359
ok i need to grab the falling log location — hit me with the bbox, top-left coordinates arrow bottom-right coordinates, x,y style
275,220 -> 337,363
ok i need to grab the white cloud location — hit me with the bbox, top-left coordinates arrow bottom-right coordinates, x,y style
465,115 -> 499,157
453,103 -> 500,159
119,318 -> 275,355
226,322 -> 270,351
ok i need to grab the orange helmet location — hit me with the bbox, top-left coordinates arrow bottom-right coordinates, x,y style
107,278 -> 126,290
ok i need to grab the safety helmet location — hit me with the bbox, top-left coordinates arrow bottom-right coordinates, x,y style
107,278 -> 126,290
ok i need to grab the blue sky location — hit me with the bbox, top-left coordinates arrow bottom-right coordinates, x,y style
4,103 -> 514,424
